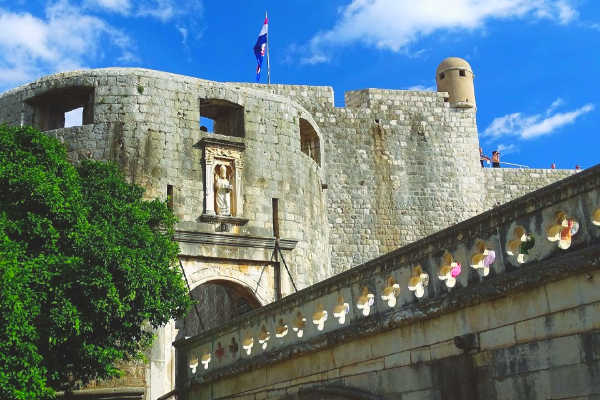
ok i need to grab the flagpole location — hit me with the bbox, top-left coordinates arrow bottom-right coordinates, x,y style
266,10 -> 271,85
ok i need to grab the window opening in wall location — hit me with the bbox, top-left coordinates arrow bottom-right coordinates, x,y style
167,184 -> 174,210
64,107 -> 83,128
26,86 -> 94,131
299,118 -> 321,166
199,99 -> 244,137
439,72 -> 445,79
459,69 -> 466,77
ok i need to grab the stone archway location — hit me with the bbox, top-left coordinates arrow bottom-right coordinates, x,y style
177,278 -> 263,339
181,258 -> 274,306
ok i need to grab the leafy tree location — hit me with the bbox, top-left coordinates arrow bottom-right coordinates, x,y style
0,125 -> 191,399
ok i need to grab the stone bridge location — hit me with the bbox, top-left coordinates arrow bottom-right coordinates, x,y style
174,165 -> 600,400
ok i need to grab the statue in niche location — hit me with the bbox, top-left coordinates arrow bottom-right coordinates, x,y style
214,164 -> 232,216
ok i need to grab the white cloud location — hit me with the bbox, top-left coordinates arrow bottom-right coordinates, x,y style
483,99 -> 594,140
301,53 -> 331,65
84,0 -> 202,21
137,0 -> 175,21
303,0 -> 578,63
497,143 -> 518,155
521,104 -> 594,138
137,0 -> 202,22
406,85 -> 436,91
85,0 -> 131,14
0,0 -> 136,90
177,25 -> 188,45
546,97 -> 564,115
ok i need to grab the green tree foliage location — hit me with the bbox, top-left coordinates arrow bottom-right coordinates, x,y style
0,125 -> 191,399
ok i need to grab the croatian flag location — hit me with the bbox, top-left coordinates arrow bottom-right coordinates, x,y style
253,16 -> 268,82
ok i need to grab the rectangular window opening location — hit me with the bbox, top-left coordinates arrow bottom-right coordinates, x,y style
167,184 -> 174,210
199,99 -> 244,137
459,70 -> 466,77
439,72 -> 445,80
26,87 -> 94,131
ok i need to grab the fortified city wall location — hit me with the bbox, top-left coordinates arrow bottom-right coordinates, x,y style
0,60 -> 576,399
177,163 -> 600,400
0,69 -> 332,399
0,68 -> 332,289
0,67 -> 575,282
238,81 -> 574,273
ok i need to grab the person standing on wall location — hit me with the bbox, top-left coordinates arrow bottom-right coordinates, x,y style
479,147 -> 490,167
492,151 -> 500,168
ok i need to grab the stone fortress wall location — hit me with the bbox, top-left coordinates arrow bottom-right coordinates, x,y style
0,63 -> 574,280
0,68 -> 332,289
178,162 -> 600,400
0,69 -> 332,399
0,58 -> 576,399
238,74 -> 574,273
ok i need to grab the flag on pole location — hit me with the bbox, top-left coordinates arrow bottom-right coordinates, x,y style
253,16 -> 268,82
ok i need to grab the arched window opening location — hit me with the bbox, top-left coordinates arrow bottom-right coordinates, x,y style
26,86 -> 94,131
299,118 -> 320,166
177,279 -> 260,339
199,99 -> 244,137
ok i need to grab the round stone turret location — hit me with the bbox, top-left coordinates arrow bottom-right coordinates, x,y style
436,57 -> 476,109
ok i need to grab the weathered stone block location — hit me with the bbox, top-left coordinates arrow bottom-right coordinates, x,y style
480,325 -> 516,350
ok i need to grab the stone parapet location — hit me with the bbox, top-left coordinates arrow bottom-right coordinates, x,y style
483,167 -> 576,208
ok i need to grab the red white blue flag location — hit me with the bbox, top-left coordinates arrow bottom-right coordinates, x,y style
253,16 -> 268,82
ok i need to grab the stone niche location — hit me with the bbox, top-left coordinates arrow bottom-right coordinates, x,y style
197,137 -> 248,230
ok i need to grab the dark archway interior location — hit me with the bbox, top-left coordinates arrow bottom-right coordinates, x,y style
176,280 -> 261,339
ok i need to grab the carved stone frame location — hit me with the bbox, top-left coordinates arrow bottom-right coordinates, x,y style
197,138 -> 247,225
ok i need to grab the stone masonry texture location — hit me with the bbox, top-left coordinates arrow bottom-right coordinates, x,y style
0,67 -> 578,399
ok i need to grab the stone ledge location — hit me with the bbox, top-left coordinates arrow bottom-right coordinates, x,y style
174,230 -> 298,251
194,136 -> 245,150
197,214 -> 249,226
55,387 -> 144,400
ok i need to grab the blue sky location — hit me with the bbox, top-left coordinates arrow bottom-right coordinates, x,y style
1,0 -> 598,169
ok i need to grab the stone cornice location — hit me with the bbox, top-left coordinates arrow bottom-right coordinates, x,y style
174,230 -> 298,251
197,214 -> 249,226
194,137 -> 245,151
54,387 -> 144,399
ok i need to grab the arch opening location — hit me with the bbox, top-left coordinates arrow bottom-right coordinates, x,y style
176,279 -> 261,339
299,118 -> 320,166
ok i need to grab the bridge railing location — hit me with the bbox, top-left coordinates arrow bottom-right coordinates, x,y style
174,165 -> 600,387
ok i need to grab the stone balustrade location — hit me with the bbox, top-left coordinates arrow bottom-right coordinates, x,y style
174,165 -> 600,390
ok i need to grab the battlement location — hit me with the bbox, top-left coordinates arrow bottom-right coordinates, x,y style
344,88 -> 448,109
